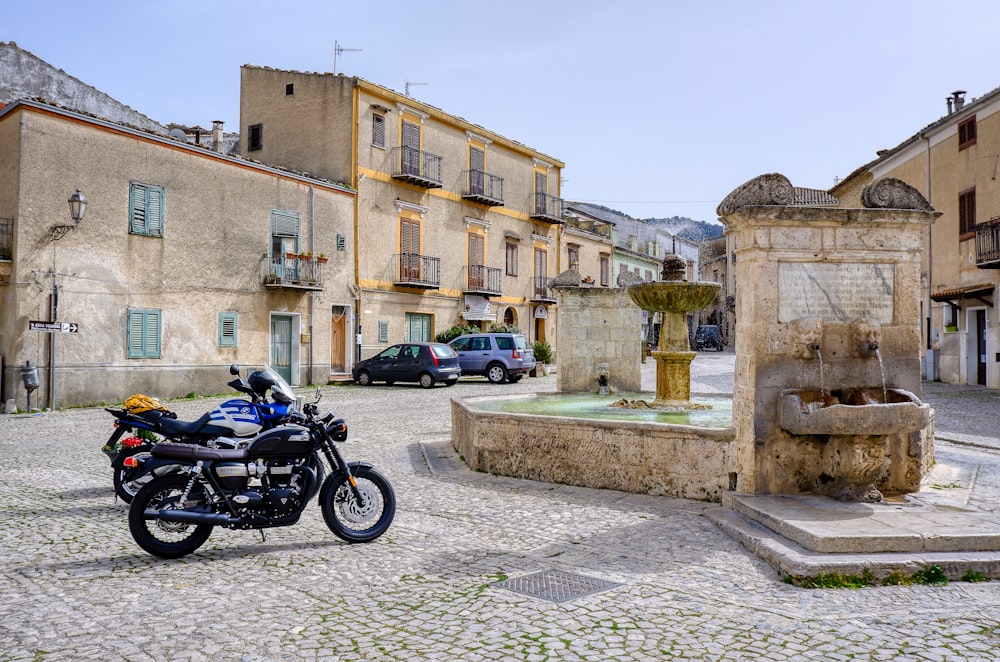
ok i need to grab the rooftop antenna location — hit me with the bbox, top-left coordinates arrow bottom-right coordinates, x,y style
333,40 -> 362,75
405,80 -> 427,97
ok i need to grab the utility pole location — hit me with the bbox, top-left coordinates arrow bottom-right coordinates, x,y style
333,40 -> 362,75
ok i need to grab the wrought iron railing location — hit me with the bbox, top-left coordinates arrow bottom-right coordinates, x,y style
394,253 -> 441,287
465,265 -> 502,295
0,218 -> 11,260
263,254 -> 324,289
390,146 -> 443,188
976,216 -> 1000,267
530,192 -> 563,223
461,169 -> 504,206
532,275 -> 555,301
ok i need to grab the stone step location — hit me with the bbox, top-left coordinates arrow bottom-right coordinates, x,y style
724,492 -> 1000,554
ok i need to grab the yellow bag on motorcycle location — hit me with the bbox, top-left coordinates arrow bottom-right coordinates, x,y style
123,394 -> 168,414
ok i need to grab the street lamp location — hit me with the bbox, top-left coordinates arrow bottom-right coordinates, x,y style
49,188 -> 87,242
68,188 -> 87,224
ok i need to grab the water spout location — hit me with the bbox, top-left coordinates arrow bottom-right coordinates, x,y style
874,348 -> 887,402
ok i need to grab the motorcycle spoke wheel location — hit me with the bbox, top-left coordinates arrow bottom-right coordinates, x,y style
321,466 -> 395,543
128,475 -> 213,558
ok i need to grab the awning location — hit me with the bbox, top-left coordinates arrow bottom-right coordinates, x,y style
460,311 -> 496,321
930,282 -> 995,306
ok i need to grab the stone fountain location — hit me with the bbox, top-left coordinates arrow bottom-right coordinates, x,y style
626,254 -> 720,407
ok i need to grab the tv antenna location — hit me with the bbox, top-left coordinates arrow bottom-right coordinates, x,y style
405,80 -> 427,97
333,40 -> 362,74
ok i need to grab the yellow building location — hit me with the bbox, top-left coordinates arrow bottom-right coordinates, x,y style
239,67 -> 566,357
833,89 -> 1000,387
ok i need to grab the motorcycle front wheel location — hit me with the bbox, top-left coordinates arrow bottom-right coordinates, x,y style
320,466 -> 395,543
128,475 -> 213,558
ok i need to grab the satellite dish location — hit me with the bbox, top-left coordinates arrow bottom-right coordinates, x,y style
168,128 -> 189,142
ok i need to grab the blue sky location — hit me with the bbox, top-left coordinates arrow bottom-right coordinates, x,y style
6,0 -> 1000,224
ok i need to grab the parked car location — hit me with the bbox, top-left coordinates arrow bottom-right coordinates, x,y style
694,325 -> 724,351
448,333 -> 535,383
352,342 -> 461,388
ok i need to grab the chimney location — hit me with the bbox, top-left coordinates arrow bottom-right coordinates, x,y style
212,120 -> 224,153
949,90 -> 967,114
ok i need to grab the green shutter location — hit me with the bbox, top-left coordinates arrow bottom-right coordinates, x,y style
130,183 -> 165,236
127,308 -> 161,358
219,312 -> 238,347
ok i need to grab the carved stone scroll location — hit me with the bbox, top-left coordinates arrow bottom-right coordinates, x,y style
861,177 -> 933,211
716,173 -> 795,217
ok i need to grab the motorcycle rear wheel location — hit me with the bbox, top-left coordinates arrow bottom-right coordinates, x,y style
320,466 -> 395,543
128,475 -> 213,558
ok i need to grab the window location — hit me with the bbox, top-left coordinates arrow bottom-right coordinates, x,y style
468,233 -> 485,288
645,269 -> 653,282
960,187 -> 976,238
129,182 -> 164,236
400,217 -> 421,279
959,115 -> 977,150
469,146 -> 485,195
248,123 -> 263,151
401,120 -> 420,175
372,114 -> 385,148
127,308 -> 161,358
378,320 -> 389,343
218,312 -> 238,347
567,246 -> 579,269
285,83 -> 294,95
506,241 -> 518,276
404,313 -> 431,342
534,171 -> 548,214
600,255 -> 610,286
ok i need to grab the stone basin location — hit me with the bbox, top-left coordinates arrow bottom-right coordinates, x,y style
779,388 -> 931,436
627,281 -> 721,313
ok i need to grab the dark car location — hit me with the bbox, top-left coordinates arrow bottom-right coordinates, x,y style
448,333 -> 536,383
352,342 -> 461,388
694,325 -> 724,352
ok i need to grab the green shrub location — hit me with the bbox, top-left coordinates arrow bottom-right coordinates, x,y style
533,340 -> 553,364
435,324 -> 480,344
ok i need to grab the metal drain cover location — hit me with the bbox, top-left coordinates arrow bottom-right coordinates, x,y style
493,570 -> 623,603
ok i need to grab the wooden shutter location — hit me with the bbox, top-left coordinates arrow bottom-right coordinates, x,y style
372,114 -> 385,147
400,217 -> 420,279
960,188 -> 976,236
219,312 -> 238,347
402,120 -> 420,175
469,147 -> 485,195
128,309 -> 161,358
535,171 -> 547,213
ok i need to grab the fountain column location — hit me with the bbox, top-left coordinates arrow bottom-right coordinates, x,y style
628,254 -> 720,408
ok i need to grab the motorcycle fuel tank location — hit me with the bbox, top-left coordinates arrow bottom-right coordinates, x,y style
248,424 -> 312,458
208,399 -> 264,436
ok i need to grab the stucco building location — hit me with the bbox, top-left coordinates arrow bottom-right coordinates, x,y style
0,99 -> 355,410
239,67 -> 566,356
833,88 -> 1000,387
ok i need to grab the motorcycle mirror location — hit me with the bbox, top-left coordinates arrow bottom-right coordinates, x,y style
229,364 -> 240,376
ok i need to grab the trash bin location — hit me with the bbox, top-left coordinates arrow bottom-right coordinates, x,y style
20,362 -> 39,392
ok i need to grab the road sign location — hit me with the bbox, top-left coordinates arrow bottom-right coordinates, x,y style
29,320 -> 79,333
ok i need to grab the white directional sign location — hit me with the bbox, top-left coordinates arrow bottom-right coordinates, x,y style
29,320 -> 79,333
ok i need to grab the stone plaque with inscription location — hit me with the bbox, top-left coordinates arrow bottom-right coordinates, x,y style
777,262 -> 894,323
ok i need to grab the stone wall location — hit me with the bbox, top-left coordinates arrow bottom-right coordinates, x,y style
554,286 -> 641,393
452,396 -> 737,500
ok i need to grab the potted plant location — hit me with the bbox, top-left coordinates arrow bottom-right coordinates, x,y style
533,340 -> 553,376
316,253 -> 328,263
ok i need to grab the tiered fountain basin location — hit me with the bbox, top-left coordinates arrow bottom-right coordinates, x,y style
451,392 -> 737,501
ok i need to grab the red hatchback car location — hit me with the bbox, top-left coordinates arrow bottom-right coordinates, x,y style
352,342 -> 461,388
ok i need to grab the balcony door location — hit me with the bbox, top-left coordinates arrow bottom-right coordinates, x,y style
401,217 -> 421,280
270,314 -> 294,384
469,146 -> 485,195
468,233 -> 485,289
402,120 -> 420,176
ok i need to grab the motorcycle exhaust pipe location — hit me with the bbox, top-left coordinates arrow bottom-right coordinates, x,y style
145,509 -> 239,526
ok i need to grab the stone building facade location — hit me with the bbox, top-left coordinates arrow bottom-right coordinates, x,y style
0,100 -> 355,409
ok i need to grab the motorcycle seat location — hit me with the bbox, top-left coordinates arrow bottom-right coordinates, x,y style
158,412 -> 230,438
150,443 -> 248,462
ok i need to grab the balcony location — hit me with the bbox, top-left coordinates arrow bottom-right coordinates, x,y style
394,253 -> 441,289
263,254 -> 324,291
530,192 -> 563,224
463,265 -> 502,296
391,146 -> 443,188
976,216 -> 1000,268
460,169 -> 504,206
531,275 -> 556,303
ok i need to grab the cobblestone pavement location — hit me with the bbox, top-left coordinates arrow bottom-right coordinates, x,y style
2,355 -> 1000,661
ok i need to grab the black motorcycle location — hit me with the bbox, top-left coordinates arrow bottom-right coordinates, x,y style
103,366 -> 295,503
126,390 -> 395,558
